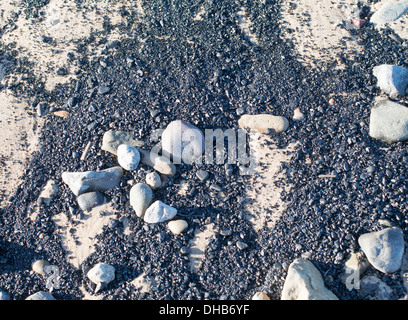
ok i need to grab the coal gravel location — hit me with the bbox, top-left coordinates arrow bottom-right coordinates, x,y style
1,0 -> 408,300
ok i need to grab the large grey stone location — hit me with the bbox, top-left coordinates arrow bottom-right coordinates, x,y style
369,99 -> 408,142
161,120 -> 205,165
281,258 -> 338,300
370,0 -> 408,26
358,227 -> 405,274
359,275 -> 396,300
77,191 -> 105,211
129,183 -> 153,218
144,200 -> 177,224
373,64 -> 408,98
117,144 -> 140,171
101,130 -> 144,155
62,166 -> 123,196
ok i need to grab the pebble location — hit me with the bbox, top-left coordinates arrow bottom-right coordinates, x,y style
36,102 -> 48,117
143,200 -> 177,224
359,275 -> 395,300
77,191 -> 105,211
31,259 -> 50,275
145,172 -> 162,189
138,148 -> 176,177
117,144 -> 141,171
369,98 -> 408,142
0,290 -> 10,300
101,130 -> 144,156
37,179 -> 58,205
292,108 -> 304,121
370,1 -> 408,26
168,219 -> 188,235
373,64 -> 408,98
358,227 -> 405,274
238,114 -> 289,134
25,291 -> 56,300
87,262 -> 115,285
129,183 -> 153,218
161,120 -> 205,165
196,169 -> 209,182
98,85 -> 111,94
62,166 -> 123,196
281,259 -> 338,300
236,241 -> 248,250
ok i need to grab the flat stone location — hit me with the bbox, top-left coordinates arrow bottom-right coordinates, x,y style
168,219 -> 188,235
98,85 -> 111,94
144,200 -> 177,224
369,99 -> 408,142
129,183 -> 153,218
62,166 -> 123,196
26,291 -> 56,300
359,275 -> 396,300
370,0 -> 408,26
77,191 -> 105,211
87,262 -> 115,285
31,259 -> 50,275
138,148 -> 176,177
358,227 -> 405,273
117,144 -> 140,171
196,169 -> 209,181
238,114 -> 289,134
281,258 -> 338,300
373,64 -> 408,98
101,131 -> 144,156
161,120 -> 205,164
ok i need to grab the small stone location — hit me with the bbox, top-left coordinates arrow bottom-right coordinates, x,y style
37,179 -> 58,205
180,246 -> 190,255
359,275 -> 396,300
98,85 -> 110,94
220,229 -> 232,236
138,148 -> 176,177
281,258 -> 338,300
62,166 -> 123,196
196,170 -> 209,182
129,183 -> 153,218
101,130 -> 144,156
36,102 -> 48,117
236,241 -> 248,250
0,290 -> 10,300
209,184 -> 223,192
67,96 -> 77,107
77,191 -> 105,211
117,144 -> 140,171
292,108 -> 304,121
31,259 -> 50,275
26,291 -> 56,300
168,220 -> 188,235
358,227 -> 405,273
252,292 -> 270,300
373,65 -> 408,98
238,114 -> 289,134
87,262 -> 115,285
328,98 -> 335,105
369,99 -> 408,142
145,172 -> 162,189
144,200 -> 177,224
53,110 -> 70,118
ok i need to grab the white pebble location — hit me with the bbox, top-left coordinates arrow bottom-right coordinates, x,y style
168,220 -> 188,235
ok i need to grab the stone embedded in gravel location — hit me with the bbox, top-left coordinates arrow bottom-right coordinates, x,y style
36,102 -> 49,117
292,108 -> 304,121
359,275 -> 395,300
145,172 -> 162,189
369,99 -> 408,142
0,290 -> 10,300
98,85 -> 111,94
238,114 -> 289,134
26,291 -> 56,300
138,148 -> 176,177
31,259 -> 50,275
37,179 -> 58,205
77,191 -> 105,211
129,183 -> 153,218
101,130 -> 144,156
117,144 -> 140,171
252,292 -> 270,300
370,1 -> 408,26
161,120 -> 205,165
281,258 -> 338,300
373,64 -> 408,98
196,169 -> 209,182
144,200 -> 177,224
87,262 -> 115,285
168,219 -> 188,235
62,166 -> 123,196
236,241 -> 248,250
358,227 -> 405,274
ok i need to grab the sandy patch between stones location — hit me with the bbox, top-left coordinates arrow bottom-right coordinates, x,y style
0,91 -> 42,208
188,223 -> 216,272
